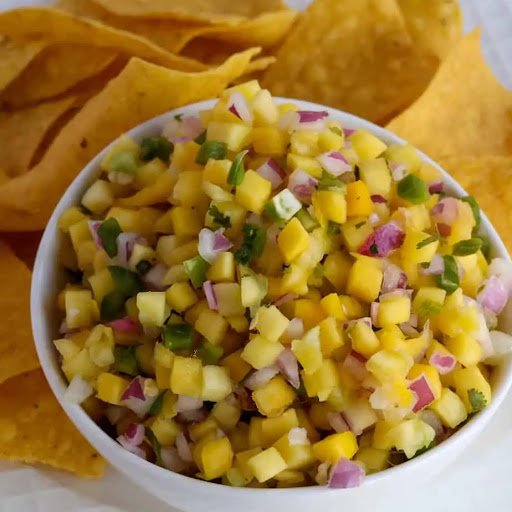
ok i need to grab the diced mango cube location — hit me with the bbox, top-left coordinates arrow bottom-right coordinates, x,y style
286,153 -> 323,179
170,356 -> 203,397
302,359 -> 339,401
252,127 -> 288,155
278,218 -> 310,264
221,349 -> 252,382
195,309 -> 229,345
367,349 -> 413,383
318,317 -> 344,356
236,170 -> 272,214
294,299 -> 327,330
81,180 -> 114,214
96,373 -> 130,405
350,130 -> 387,161
346,259 -> 383,303
313,432 -> 358,463
241,335 -> 284,370
260,409 -> 299,447
445,333 -> 483,368
170,207 -> 202,238
273,433 -> 315,471
346,181 -> 373,217
429,388 -> 468,428
203,159 -> 231,189
137,291 -> 167,327
207,122 -> 251,152
377,294 -> 411,327
201,365 -> 232,402
349,320 -> 380,358
323,251 -> 352,292
453,366 -> 492,413
248,447 -> 287,483
358,158 -> 392,199
165,281 -> 198,312
255,305 -> 290,342
320,293 -> 347,321
252,377 -> 296,417
207,252 -> 235,282
291,328 -> 323,375
201,437 -> 234,480
65,289 -> 95,329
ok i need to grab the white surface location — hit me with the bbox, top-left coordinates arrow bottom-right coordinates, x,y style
3,0 -> 512,511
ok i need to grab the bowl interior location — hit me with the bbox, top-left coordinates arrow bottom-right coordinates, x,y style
31,98 -> 512,494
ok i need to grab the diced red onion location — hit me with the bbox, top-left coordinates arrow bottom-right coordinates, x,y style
256,159 -> 285,190
488,258 -> 512,295
278,110 -> 300,131
117,233 -> 147,268
282,318 -> 304,341
175,431 -> 193,462
288,427 -> 309,446
429,351 -> 456,375
369,212 -> 381,225
121,377 -> 156,417
298,110 -> 328,123
400,323 -> 419,337
59,319 -> 73,335
371,194 -> 387,204
358,223 -> 405,258
266,224 -> 281,245
342,350 -> 368,381
176,408 -> 208,423
420,410 -> 444,438
64,375 -> 93,404
316,462 -> 330,486
486,330 -> 512,365
463,296 -> 494,358
369,387 -> 392,410
370,302 -> 380,325
163,115 -> 203,144
328,458 -> 365,489
227,91 -> 253,124
381,263 -> 408,293
143,263 -> 168,291
288,168 -> 318,203
327,412 -> 350,433
117,423 -> 146,459
316,151 -> 351,176
429,181 -> 444,194
182,116 -> 203,140
198,228 -> 233,264
161,446 -> 188,473
430,197 -> 459,227
274,293 -> 298,307
233,386 -> 257,411
409,375 -> 436,412
244,366 -> 280,390
276,348 -> 300,389
344,139 -> 353,149
380,289 -> 413,301
419,254 -> 445,276
361,374 -> 380,393
292,110 -> 329,131
88,220 -> 103,249
176,395 -> 203,413
107,316 -> 140,334
344,128 -> 355,137
477,275 -> 508,315
203,280 -> 218,310
105,405 -> 128,425
389,162 -> 408,181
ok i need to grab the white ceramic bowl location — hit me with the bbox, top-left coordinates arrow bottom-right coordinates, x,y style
31,98 -> 512,512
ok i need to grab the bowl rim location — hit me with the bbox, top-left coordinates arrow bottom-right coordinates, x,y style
31,96 -> 512,496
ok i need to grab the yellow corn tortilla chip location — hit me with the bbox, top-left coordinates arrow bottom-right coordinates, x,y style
0,369 -> 105,477
397,0 -> 463,60
89,0 -> 288,23
0,8 -> 204,71
439,155 -> 512,254
0,38 -> 46,94
1,43 -> 117,108
263,0 -> 437,125
386,29 -> 512,160
0,241 -> 40,384
0,231 -> 43,269
0,48 -> 260,231
0,96 -> 76,178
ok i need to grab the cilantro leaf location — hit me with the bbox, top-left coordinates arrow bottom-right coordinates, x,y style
145,427 -> 163,466
208,205 -> 232,229
468,388 -> 487,412
235,224 -> 266,265
452,238 -> 483,256
318,170 -> 346,192
416,232 -> 440,250
416,299 -> 443,318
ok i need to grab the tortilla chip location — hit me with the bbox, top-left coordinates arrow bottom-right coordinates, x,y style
0,38 -> 46,94
89,0 -> 288,23
1,43 -> 117,108
262,0 -> 437,125
397,0 -> 463,60
0,8 -> 204,71
386,29 -> 512,160
0,96 -> 76,178
0,241 -> 40,384
0,231 -> 43,268
0,369 -> 105,477
0,48 -> 260,230
439,155 -> 512,254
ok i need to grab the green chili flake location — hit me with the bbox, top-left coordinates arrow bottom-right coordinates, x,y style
145,427 -> 163,466
227,150 -> 248,186
397,174 -> 430,204
100,290 -> 125,322
195,140 -> 228,165
235,223 -> 266,266
452,237 -> 483,256
461,195 -> 481,229
329,126 -> 343,136
136,259 -> 152,275
174,113 -> 183,121
327,221 -> 341,235
196,340 -> 224,365
97,217 -> 122,257
162,323 -> 194,351
416,299 -> 443,318
113,346 -> 138,376
194,130 -> 206,145
184,256 -> 210,288
108,266 -> 144,297
208,205 -> 231,229
416,233 -> 440,250
140,136 -> 174,162
468,388 -> 487,412
318,170 -> 346,192
108,152 -> 138,175
435,254 -> 459,295
369,243 -> 379,255
149,391 -> 166,416
355,221 -> 366,229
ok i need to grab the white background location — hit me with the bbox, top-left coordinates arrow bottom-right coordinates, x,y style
1,0 -> 512,510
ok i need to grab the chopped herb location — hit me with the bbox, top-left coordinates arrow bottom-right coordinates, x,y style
184,256 -> 209,288
162,323 -> 194,351
327,221 -> 341,235
329,126 -> 343,136
412,440 -> 436,458
149,391 -> 166,416
109,152 -> 138,175
145,427 -> 163,466
355,221 -> 366,229
461,195 -> 481,229
227,150 -> 248,186
139,136 -> 174,162
468,388 -> 487,412
174,113 -> 183,121
108,266 -> 144,297
196,339 -> 224,365
435,254 -> 459,295
98,217 -> 122,257
100,290 -> 125,322
136,259 -> 152,275
194,130 -> 207,145
420,262 -> 431,269
452,237 -> 483,256
318,170 -> 346,192
417,299 -> 443,318
208,205 -> 232,229
416,233 -> 440,250
235,224 -> 266,265
113,346 -> 138,376
369,243 -> 379,255
475,235 -> 491,260
195,140 -> 228,165
397,174 -> 430,204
